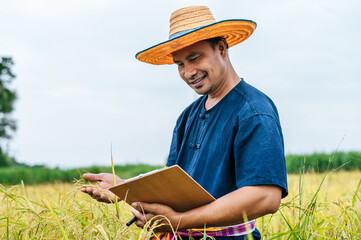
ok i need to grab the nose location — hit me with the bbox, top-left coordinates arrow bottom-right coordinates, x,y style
183,64 -> 197,80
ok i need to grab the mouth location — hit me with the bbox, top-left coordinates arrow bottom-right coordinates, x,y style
190,73 -> 207,86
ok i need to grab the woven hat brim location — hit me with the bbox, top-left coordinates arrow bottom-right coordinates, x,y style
136,19 -> 256,65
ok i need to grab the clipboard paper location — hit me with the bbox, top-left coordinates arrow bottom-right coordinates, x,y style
109,165 -> 215,212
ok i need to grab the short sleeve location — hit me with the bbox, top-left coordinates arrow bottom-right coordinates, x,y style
233,114 -> 288,198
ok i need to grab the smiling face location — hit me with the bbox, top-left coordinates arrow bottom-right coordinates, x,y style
172,39 -> 228,96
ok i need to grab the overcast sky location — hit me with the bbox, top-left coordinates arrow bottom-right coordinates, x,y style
1,0 -> 360,168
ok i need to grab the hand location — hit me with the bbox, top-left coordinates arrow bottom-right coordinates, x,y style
131,202 -> 183,232
81,173 -> 124,203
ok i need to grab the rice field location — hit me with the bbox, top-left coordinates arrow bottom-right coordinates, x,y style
0,170 -> 360,239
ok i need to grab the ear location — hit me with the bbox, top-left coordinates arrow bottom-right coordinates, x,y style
217,39 -> 228,58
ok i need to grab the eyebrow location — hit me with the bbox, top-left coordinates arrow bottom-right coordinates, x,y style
173,52 -> 201,64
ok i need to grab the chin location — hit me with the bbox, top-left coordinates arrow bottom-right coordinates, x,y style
193,88 -> 205,95
197,87 -> 212,95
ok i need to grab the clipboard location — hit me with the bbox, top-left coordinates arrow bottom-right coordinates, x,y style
109,165 -> 215,212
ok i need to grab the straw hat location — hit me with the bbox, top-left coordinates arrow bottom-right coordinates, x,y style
135,6 -> 256,65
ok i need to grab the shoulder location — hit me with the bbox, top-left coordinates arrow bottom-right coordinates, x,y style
232,80 -> 281,125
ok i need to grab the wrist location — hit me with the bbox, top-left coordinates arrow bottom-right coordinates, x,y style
173,212 -> 189,231
176,210 -> 200,231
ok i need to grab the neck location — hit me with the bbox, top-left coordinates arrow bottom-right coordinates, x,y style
204,64 -> 240,110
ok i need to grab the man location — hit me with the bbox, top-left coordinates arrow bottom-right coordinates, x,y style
81,6 -> 288,240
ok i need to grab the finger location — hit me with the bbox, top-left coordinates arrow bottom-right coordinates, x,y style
135,202 -> 163,214
131,202 -> 144,213
83,173 -> 104,182
131,208 -> 146,222
134,213 -> 156,229
134,213 -> 155,229
92,189 -> 101,196
83,187 -> 94,195
83,186 -> 92,192
135,219 -> 145,228
99,193 -> 111,203
83,187 -> 98,198
93,190 -> 107,201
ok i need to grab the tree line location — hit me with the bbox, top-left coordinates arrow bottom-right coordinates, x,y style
0,152 -> 360,185
0,57 -> 17,167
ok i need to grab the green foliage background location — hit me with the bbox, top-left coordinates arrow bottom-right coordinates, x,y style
286,151 -> 361,173
0,152 -> 360,185
0,164 -> 162,185
0,57 -> 17,167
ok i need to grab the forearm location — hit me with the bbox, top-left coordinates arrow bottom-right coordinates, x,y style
178,185 -> 281,230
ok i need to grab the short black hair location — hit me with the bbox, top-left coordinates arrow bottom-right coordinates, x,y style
205,37 -> 229,50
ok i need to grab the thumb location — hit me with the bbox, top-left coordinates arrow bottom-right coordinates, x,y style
83,173 -> 104,182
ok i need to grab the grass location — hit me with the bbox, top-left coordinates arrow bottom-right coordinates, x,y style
0,181 -> 144,239
257,171 -> 361,239
0,170 -> 360,239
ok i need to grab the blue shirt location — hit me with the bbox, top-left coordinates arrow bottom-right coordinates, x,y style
167,80 -> 288,199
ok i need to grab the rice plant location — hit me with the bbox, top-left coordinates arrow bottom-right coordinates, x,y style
0,170 -> 360,239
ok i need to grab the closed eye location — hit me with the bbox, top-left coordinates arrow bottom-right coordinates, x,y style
189,56 -> 199,62
174,60 -> 184,67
